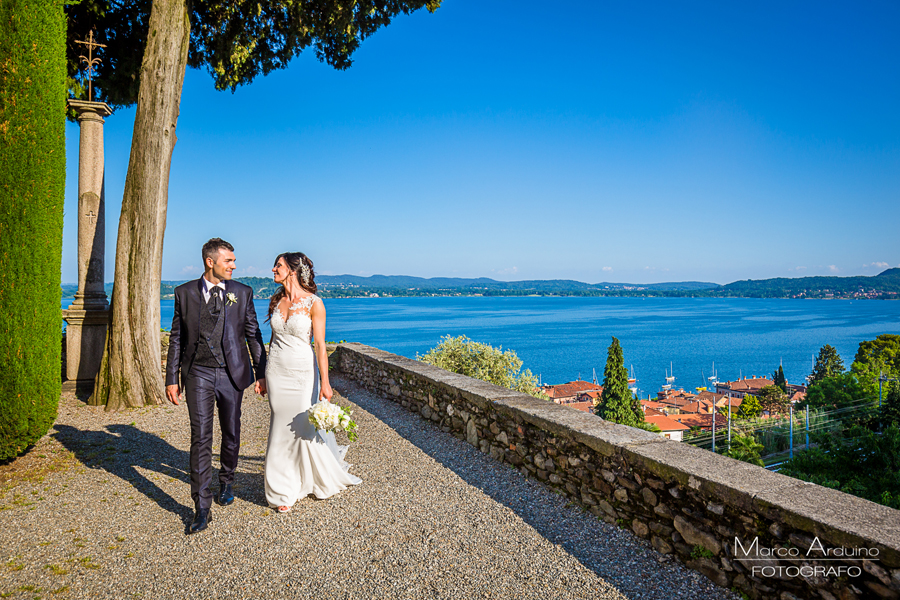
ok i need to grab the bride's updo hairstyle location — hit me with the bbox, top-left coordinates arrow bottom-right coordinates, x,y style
267,252 -> 317,322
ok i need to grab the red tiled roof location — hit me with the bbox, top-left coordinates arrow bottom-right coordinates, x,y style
696,391 -> 726,403
644,415 -> 689,432
721,377 -> 774,391
641,400 -> 668,409
562,401 -> 595,413
670,413 -> 728,430
682,400 -> 716,414
543,380 -> 602,399
644,407 -> 666,418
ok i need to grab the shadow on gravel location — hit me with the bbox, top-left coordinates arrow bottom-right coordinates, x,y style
332,375 -> 702,600
53,425 -> 269,528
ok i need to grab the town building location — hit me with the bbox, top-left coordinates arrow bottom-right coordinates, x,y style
643,414 -> 690,441
715,376 -> 775,399
542,380 -> 602,413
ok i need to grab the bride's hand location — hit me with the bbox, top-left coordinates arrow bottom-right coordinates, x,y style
320,382 -> 333,402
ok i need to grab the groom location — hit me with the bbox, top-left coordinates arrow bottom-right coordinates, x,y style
165,238 -> 267,534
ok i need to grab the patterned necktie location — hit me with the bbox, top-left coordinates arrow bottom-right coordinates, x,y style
208,286 -> 223,315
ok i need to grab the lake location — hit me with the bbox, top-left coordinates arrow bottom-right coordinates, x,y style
63,296 -> 900,397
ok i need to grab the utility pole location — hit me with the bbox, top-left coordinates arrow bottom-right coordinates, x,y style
789,404 -> 794,460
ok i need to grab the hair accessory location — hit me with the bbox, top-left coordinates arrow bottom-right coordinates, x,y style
300,261 -> 311,286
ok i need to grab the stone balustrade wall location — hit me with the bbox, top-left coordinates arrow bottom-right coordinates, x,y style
333,343 -> 900,600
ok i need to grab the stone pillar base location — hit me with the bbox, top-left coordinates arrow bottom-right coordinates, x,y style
61,379 -> 96,395
62,308 -> 109,382
68,291 -> 109,312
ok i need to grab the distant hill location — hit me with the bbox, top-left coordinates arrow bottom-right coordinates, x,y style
721,268 -> 900,298
314,274 -> 719,293
61,269 -> 900,300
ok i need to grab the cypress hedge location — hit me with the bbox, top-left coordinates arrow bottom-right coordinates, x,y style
0,1 -> 66,460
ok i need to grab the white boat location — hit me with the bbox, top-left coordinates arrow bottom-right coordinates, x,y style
707,362 -> 719,386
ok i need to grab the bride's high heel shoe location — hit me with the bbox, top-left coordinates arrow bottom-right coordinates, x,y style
277,505 -> 292,513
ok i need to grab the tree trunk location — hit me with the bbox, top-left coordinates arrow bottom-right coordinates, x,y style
89,0 -> 190,410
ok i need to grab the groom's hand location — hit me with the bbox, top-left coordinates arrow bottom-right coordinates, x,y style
166,384 -> 182,406
255,378 -> 267,397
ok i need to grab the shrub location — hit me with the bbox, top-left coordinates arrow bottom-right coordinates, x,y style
0,0 -> 66,459
418,335 -> 547,399
779,424 -> 900,509
723,434 -> 764,467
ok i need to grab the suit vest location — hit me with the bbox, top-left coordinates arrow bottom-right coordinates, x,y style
194,293 -> 226,368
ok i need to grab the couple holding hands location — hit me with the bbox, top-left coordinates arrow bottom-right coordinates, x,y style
165,238 -> 360,534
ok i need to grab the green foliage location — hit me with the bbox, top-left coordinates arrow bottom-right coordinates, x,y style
596,337 -> 643,427
772,365 -> 787,392
723,434 -> 764,467
877,382 -> 900,428
809,344 -> 845,386
0,0 -> 65,459
418,335 -> 547,399
780,424 -> 900,510
690,545 -> 715,560
756,385 -> 788,415
65,0 -> 442,114
806,372 -> 868,409
851,334 -> 900,400
737,394 -> 761,419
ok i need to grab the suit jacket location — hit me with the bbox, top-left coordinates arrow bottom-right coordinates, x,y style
165,278 -> 267,390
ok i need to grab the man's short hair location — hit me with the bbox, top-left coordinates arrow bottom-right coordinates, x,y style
202,238 -> 234,265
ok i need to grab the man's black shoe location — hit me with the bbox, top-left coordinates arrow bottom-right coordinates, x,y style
216,483 -> 234,506
188,508 -> 212,534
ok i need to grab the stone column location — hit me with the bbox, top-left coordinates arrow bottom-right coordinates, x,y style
63,100 -> 112,389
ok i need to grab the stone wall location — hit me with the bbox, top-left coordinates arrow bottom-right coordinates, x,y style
333,343 -> 900,600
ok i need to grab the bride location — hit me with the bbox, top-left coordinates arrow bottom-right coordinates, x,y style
263,252 -> 361,512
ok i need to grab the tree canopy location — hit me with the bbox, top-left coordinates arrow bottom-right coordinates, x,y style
756,385 -> 788,415
772,364 -> 787,393
596,337 -> 643,427
806,372 -> 867,409
779,424 -> 900,510
851,334 -> 900,400
66,0 -> 441,112
737,394 -> 761,419
809,344 -> 845,386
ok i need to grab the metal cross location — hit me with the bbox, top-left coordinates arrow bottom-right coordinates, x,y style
75,30 -> 107,102
86,210 -> 97,224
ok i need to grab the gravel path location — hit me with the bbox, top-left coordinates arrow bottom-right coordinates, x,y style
0,375 -> 735,599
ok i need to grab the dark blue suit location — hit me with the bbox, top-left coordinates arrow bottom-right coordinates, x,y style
166,278 -> 267,510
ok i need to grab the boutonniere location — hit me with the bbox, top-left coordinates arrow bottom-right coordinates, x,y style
225,292 -> 238,306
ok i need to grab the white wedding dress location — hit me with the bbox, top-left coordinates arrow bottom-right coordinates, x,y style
264,295 -> 361,507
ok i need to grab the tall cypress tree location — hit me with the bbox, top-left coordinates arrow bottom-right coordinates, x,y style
0,0 -> 66,458
809,344 -> 844,386
773,365 -> 787,392
597,337 -> 643,427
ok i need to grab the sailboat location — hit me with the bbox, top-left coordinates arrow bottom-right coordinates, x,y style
628,365 -> 638,395
707,362 -> 719,387
662,363 -> 675,391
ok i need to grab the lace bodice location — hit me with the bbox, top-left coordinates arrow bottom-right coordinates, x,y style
270,295 -> 320,345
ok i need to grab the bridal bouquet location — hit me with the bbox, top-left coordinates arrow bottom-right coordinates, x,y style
309,401 -> 359,442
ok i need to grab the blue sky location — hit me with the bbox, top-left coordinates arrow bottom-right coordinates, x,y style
63,0 -> 900,285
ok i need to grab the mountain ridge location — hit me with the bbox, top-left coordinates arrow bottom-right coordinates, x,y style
60,269 -> 900,299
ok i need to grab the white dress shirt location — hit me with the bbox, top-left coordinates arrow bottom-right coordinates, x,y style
201,276 -> 226,303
